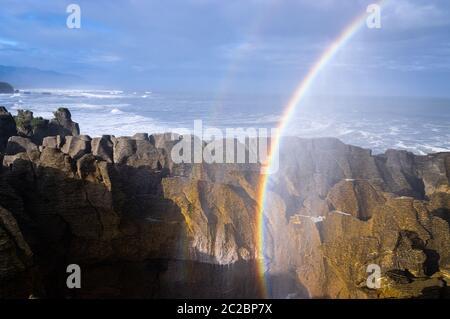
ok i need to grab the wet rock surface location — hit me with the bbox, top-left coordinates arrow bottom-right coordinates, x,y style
0,107 -> 449,299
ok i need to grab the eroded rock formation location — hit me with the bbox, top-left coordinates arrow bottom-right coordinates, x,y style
0,107 -> 449,299
14,107 -> 79,145
265,138 -> 450,298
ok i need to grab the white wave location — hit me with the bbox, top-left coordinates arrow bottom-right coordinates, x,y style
21,89 -> 128,99
394,141 -> 427,155
75,92 -> 126,99
110,108 -> 123,114
75,112 -> 172,138
336,128 -> 354,136
109,90 -> 123,95
66,103 -> 105,110
357,130 -> 372,138
420,145 -> 450,154
395,141 -> 413,150
416,150 -> 428,156
221,114 -> 281,125
3,89 -> 448,156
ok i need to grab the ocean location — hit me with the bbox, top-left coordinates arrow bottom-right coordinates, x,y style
0,89 -> 449,155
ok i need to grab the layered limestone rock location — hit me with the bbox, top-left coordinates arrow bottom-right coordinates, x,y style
61,135 -> 92,160
13,108 -> 79,145
3,136 -> 40,167
162,177 -> 257,264
50,108 -> 80,137
265,138 -> 450,298
0,110 -> 262,297
42,135 -> 64,149
91,135 -> 113,163
326,179 -> 385,221
0,108 -> 449,299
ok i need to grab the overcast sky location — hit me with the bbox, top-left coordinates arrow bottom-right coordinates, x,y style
0,0 -> 449,96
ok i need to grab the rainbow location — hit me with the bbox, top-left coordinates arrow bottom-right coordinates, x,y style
255,0 -> 386,298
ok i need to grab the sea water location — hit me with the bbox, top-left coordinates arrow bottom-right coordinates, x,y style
0,89 -> 449,155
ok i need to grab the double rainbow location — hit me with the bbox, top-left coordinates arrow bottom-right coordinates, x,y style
255,1 -> 386,298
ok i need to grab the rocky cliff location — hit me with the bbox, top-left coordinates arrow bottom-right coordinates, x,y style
0,107 -> 449,299
265,138 -> 450,298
